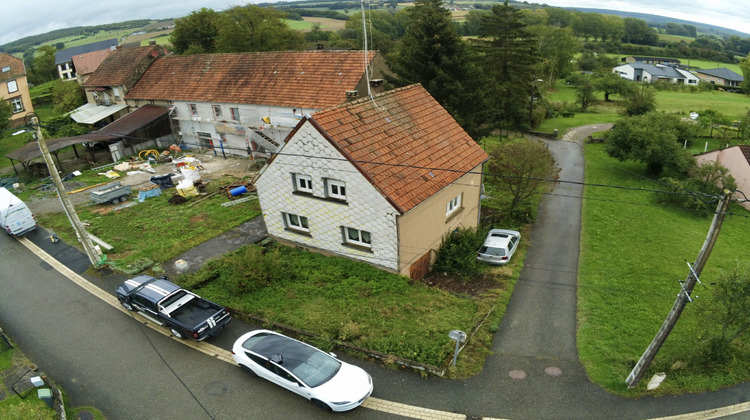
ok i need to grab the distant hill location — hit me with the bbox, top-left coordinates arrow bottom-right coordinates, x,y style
568,8 -> 749,38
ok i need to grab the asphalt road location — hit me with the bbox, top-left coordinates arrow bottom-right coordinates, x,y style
2,126 -> 750,419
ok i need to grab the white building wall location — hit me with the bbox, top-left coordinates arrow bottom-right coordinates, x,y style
172,101 -> 318,157
256,122 -> 400,271
613,65 -> 635,80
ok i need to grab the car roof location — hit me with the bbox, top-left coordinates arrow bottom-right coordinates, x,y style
242,331 -> 319,372
485,229 -> 520,247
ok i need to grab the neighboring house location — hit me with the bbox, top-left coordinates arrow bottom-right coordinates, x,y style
55,39 -> 118,80
695,145 -> 750,210
0,53 -> 34,127
71,49 -> 112,85
613,63 -> 699,85
125,50 -> 390,157
622,56 -> 681,66
694,68 -> 744,88
254,84 -> 489,279
70,44 -> 167,127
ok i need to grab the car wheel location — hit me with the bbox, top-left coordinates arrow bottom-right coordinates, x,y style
312,399 -> 332,411
110,198 -> 120,204
120,300 -> 134,311
120,196 -> 128,202
239,364 -> 257,377
170,328 -> 185,339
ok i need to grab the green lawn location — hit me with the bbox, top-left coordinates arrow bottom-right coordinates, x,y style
577,144 -> 750,396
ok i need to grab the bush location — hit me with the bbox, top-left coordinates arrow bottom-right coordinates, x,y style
432,227 -> 486,277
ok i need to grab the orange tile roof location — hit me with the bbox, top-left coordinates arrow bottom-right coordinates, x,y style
83,46 -> 163,87
72,49 -> 112,76
0,53 -> 25,81
125,51 -> 377,109
309,84 -> 489,213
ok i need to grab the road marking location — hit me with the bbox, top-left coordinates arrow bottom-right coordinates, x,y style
16,237 -> 750,420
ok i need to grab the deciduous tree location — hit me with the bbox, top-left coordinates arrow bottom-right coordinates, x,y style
216,6 -> 305,53
0,100 -> 12,131
169,8 -> 221,54
51,80 -> 85,114
593,70 -> 635,102
604,112 -> 696,175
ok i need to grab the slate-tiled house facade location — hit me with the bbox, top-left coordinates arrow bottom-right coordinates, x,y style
125,50 -> 389,157
255,84 -> 489,279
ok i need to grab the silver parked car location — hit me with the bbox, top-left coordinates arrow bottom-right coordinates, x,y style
477,229 -> 521,265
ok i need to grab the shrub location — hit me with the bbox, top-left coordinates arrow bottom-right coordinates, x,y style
432,227 -> 486,277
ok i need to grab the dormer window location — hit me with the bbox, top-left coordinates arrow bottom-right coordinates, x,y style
2,66 -> 10,73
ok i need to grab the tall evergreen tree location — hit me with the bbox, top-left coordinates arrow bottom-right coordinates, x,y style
390,0 -> 490,138
474,0 -> 540,130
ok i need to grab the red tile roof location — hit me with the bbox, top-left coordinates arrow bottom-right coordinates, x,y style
83,45 -> 164,87
309,84 -> 489,213
72,49 -> 112,76
0,53 -> 25,81
125,50 -> 377,109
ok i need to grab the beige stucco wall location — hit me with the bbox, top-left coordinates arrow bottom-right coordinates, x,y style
2,74 -> 34,126
396,163 -> 485,276
696,147 -> 750,210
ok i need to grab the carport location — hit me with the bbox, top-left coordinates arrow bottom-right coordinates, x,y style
5,105 -> 172,175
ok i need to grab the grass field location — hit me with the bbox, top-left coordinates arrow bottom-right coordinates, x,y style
577,144 -> 750,395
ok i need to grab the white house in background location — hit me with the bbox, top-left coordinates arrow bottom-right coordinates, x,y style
125,50 -> 390,158
254,84 -> 489,279
54,39 -> 118,80
613,63 -> 699,85
695,145 -> 750,211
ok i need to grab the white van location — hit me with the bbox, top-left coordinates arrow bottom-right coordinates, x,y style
0,187 -> 37,236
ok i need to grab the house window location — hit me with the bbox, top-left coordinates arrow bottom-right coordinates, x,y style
343,227 -> 371,248
197,132 -> 214,149
1,66 -> 9,73
446,194 -> 462,216
113,87 -> 120,100
218,133 -> 227,143
189,104 -> 198,116
10,97 -> 23,113
293,173 -> 313,193
230,107 -> 240,122
7,80 -> 18,93
213,105 -> 222,118
325,179 -> 346,201
283,213 -> 309,232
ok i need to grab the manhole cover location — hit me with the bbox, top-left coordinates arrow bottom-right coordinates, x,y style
508,369 -> 527,380
545,366 -> 563,377
77,410 -> 94,420
205,382 -> 227,396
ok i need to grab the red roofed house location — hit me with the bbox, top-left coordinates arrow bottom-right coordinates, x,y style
70,44 -> 168,128
125,50 -> 389,157
1,53 -> 34,127
254,84 -> 489,279
695,145 -> 750,210
72,49 -> 112,85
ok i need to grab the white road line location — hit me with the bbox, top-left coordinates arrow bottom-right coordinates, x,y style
16,237 -> 749,420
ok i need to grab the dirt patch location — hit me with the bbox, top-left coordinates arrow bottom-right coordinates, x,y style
421,271 -> 508,296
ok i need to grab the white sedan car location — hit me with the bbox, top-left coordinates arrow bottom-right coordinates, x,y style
232,329 -> 373,412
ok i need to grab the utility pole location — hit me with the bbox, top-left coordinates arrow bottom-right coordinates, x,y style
32,116 -> 101,267
625,191 -> 732,388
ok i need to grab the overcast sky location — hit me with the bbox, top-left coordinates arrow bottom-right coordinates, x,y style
1,0 -> 748,46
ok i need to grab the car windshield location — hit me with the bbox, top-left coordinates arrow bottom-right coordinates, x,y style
479,246 -> 506,257
243,333 -> 341,388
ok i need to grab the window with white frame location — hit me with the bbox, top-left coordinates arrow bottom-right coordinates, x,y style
325,179 -> 346,200
213,105 -> 222,118
293,173 -> 313,193
218,133 -> 227,143
343,227 -> 371,248
283,213 -> 309,232
10,97 -> 23,113
113,87 -> 120,100
189,103 -> 198,116
230,107 -> 240,121
446,193 -> 462,216
1,66 -> 9,73
7,80 -> 18,93
197,132 -> 214,149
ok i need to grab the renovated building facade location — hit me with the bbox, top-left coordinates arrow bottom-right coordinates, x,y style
0,53 -> 34,127
254,84 -> 489,279
125,50 -> 390,158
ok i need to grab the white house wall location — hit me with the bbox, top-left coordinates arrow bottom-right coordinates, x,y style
255,122 -> 400,271
173,101 -> 316,157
